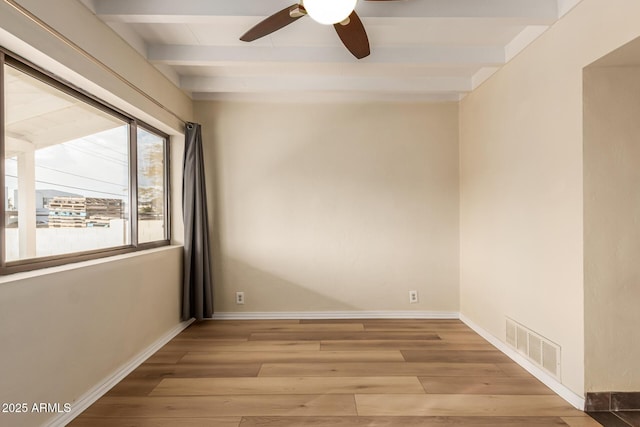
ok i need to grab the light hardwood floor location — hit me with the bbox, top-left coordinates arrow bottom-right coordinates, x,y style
69,319 -> 602,427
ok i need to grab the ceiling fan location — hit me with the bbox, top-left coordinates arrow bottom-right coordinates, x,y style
240,0 -> 402,59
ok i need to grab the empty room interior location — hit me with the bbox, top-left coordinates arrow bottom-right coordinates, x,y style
1,0 -> 640,426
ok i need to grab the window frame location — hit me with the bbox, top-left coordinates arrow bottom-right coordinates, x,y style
134,122 -> 172,246
0,48 -> 171,275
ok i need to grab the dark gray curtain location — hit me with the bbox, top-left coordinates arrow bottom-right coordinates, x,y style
182,122 -> 213,320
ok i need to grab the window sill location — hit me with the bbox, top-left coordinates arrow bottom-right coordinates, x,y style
0,244 -> 183,285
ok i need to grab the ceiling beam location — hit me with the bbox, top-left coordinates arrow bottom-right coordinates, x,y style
180,75 -> 473,94
147,45 -> 505,66
92,0 -> 559,24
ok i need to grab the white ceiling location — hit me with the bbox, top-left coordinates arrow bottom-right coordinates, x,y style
80,0 -> 583,102
5,64 -> 122,155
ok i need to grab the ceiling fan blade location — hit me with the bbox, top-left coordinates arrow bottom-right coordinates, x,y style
240,4 -> 304,42
333,11 -> 370,59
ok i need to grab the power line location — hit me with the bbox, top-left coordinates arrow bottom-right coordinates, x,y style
5,158 -> 126,187
4,174 -> 127,198
36,164 -> 126,187
6,142 -> 127,166
64,145 -> 127,166
84,138 -> 128,156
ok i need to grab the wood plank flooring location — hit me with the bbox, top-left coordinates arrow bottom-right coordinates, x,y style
69,319 -> 602,427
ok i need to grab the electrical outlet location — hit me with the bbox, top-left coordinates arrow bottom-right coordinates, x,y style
409,290 -> 418,304
236,291 -> 245,305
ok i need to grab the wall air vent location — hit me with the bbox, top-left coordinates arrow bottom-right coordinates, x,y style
528,334 -> 543,365
505,318 -> 561,379
506,320 -> 517,347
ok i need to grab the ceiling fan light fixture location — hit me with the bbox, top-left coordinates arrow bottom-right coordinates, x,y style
303,0 -> 358,25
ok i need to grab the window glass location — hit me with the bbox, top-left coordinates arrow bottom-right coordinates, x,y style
137,127 -> 167,243
3,64 -> 130,262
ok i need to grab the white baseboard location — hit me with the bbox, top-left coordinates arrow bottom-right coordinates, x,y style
46,318 -> 194,427
459,313 -> 585,411
212,311 -> 460,320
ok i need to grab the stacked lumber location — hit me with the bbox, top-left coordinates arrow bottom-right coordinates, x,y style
48,197 -> 87,228
47,197 -> 123,228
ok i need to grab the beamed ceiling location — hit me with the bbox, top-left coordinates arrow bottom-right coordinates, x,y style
80,0 -> 583,102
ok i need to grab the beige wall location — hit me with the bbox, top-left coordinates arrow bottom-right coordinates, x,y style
459,0 -> 640,397
584,64 -> 640,392
0,2 -> 189,426
196,101 -> 459,314
0,247 -> 182,426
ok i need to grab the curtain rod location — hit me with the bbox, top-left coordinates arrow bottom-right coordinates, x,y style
3,0 -> 189,129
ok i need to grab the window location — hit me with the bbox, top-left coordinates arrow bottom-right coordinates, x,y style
1,51 -> 170,274
137,127 -> 167,243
